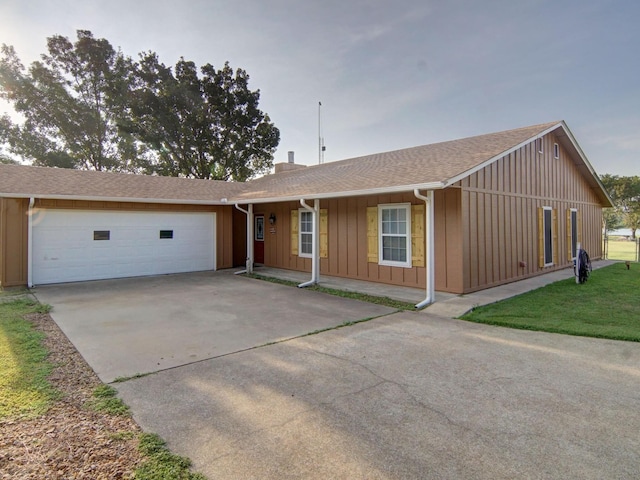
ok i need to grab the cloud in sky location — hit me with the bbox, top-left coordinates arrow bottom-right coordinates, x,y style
0,0 -> 638,175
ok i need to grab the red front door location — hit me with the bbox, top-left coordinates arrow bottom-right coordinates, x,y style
254,215 -> 265,264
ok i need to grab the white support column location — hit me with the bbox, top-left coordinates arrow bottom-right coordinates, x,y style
247,204 -> 254,274
313,198 -> 320,283
27,197 -> 34,288
234,203 -> 254,275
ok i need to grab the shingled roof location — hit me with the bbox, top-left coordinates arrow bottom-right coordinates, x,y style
239,121 -> 563,202
0,121 -> 611,206
0,164 -> 246,204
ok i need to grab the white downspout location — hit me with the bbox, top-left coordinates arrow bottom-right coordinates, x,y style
234,203 -> 254,275
27,197 -> 34,288
414,189 -> 434,308
297,198 -> 319,288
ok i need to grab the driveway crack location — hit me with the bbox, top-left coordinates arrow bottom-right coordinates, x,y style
307,348 -> 488,440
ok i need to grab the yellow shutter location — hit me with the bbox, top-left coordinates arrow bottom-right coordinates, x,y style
290,209 -> 298,256
538,207 -> 544,268
367,206 -> 378,263
319,209 -> 328,258
566,209 -> 572,260
552,208 -> 558,265
411,204 -> 425,267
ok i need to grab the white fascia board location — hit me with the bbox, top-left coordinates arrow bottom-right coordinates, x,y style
0,193 -> 228,205
554,122 -> 613,206
232,182 -> 445,205
1,182 -> 446,206
443,122 -> 565,188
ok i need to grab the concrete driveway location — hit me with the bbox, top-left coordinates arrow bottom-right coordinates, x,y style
36,272 -> 640,479
115,313 -> 640,480
34,271 -> 396,382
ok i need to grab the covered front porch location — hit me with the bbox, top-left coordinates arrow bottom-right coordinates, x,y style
245,266 -> 456,305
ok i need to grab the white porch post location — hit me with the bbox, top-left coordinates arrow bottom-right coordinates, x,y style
234,203 -> 254,274
27,197 -> 34,288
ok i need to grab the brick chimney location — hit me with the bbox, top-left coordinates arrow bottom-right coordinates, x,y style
274,151 -> 307,173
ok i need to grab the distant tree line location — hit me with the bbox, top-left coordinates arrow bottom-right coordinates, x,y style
601,174 -> 640,239
0,30 -> 280,180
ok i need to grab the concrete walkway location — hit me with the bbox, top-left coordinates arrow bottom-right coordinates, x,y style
256,260 -> 617,317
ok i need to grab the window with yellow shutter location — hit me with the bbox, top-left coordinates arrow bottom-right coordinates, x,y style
378,203 -> 412,268
291,208 -> 328,258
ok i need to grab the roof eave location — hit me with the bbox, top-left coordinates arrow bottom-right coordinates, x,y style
553,122 -> 614,207
441,121 -> 613,207
0,192 -> 231,206
230,182 -> 445,205
443,122 -> 565,188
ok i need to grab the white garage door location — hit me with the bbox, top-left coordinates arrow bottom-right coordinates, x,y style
33,210 -> 216,285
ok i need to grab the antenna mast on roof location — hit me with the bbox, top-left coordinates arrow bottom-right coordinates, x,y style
318,101 -> 326,164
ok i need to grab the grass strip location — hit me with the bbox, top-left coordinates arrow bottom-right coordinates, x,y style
136,433 -> 206,480
85,384 -> 131,416
247,273 -> 416,311
461,263 -> 640,342
0,299 -> 58,419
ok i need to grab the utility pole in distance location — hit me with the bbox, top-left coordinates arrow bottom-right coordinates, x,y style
318,101 -> 326,164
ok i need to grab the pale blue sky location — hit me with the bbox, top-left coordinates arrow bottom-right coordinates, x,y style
1,0 -> 638,175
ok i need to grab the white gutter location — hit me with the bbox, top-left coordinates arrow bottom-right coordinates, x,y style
1,180 -> 445,207
297,198 -> 320,288
414,189 -> 435,308
0,193 -> 235,206
234,203 -> 254,275
230,181 -> 445,205
27,197 -> 34,288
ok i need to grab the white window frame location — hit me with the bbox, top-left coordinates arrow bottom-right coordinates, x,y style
298,209 -> 313,258
543,206 -> 554,267
378,203 -> 412,268
554,143 -> 560,159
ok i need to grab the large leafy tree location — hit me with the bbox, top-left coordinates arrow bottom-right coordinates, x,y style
601,174 -> 640,238
0,30 -> 140,171
115,53 -> 279,180
0,114 -> 18,164
1,30 -> 279,180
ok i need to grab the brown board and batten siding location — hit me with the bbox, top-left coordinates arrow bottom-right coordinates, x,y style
457,133 -> 603,293
260,192 -> 430,289
0,198 -> 29,287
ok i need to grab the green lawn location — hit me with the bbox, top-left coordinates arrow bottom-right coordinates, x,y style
0,299 -> 58,419
461,263 -> 640,342
605,237 -> 639,262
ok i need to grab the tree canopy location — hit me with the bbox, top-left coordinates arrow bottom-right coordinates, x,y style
601,174 -> 640,238
0,30 -> 279,180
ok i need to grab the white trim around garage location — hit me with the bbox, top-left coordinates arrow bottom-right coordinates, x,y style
31,209 -> 216,285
